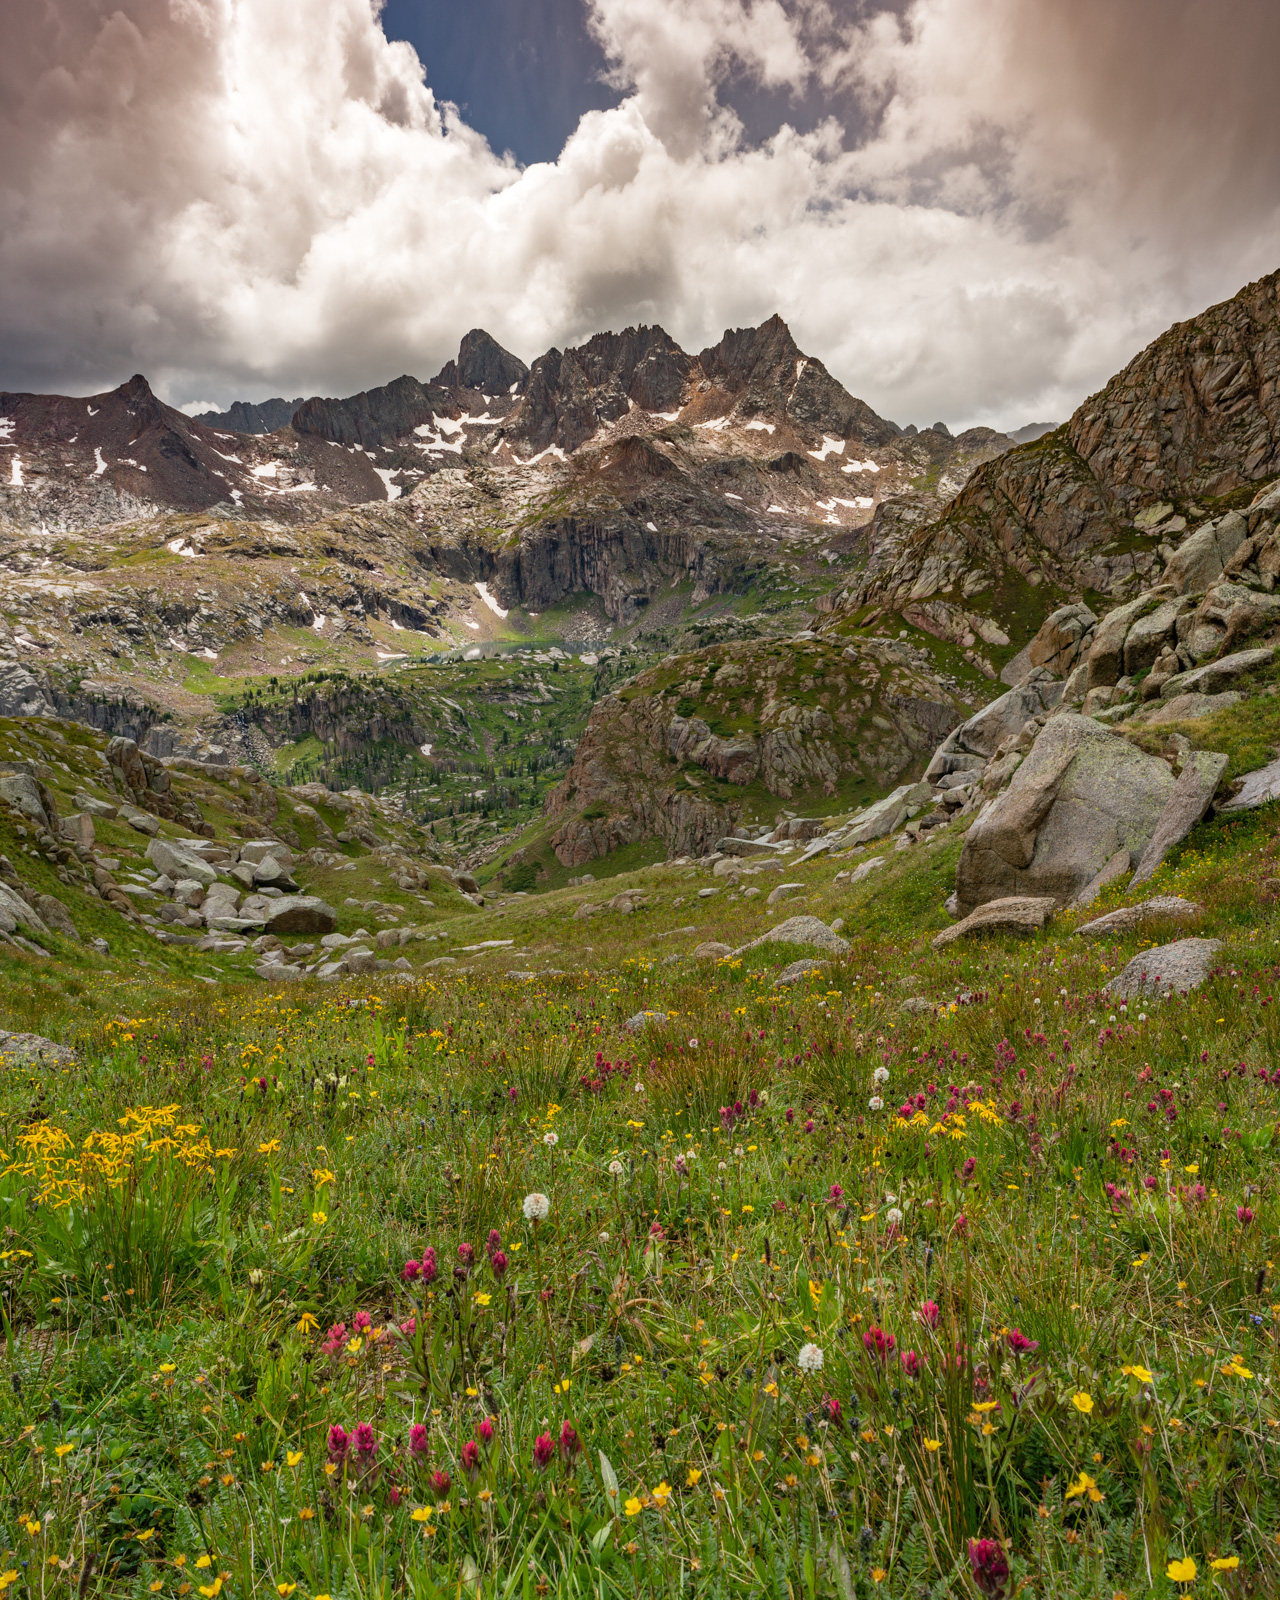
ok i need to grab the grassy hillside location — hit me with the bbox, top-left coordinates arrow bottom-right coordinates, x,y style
1,772 -> 1278,1596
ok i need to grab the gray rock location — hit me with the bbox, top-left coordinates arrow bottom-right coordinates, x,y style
0,663 -> 54,718
1130,749 -> 1228,884
0,883 -> 48,936
254,962 -> 306,981
252,857 -> 298,890
1069,848 -> 1132,909
766,882 -> 803,906
1086,591 -> 1173,689
840,782 -> 933,846
1075,896 -> 1202,939
954,714 -> 1175,915
774,958 -> 833,986
1133,691 -> 1242,725
240,839 -> 295,868
697,887 -> 718,899
146,837 -> 218,887
925,672 -> 1062,782
1106,936 -> 1221,998
625,1009 -> 666,1032
60,812 -> 95,849
1222,756 -> 1280,811
1160,646 -> 1274,700
342,949 -> 376,974
1027,603 -> 1098,677
265,895 -> 338,934
932,895 -> 1057,949
1164,513 -> 1248,595
1123,597 -> 1193,678
734,915 -> 850,957
320,931 -> 355,948
846,854 -> 888,886
901,996 -> 935,1013
693,940 -> 733,959
422,955 -> 458,968
716,836 -> 788,856
0,765 -> 51,829
33,894 -> 79,941
75,793 -> 118,818
118,804 -> 160,836
0,1029 -> 74,1065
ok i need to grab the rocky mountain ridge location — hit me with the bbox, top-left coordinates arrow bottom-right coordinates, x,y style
847,269 -> 1280,651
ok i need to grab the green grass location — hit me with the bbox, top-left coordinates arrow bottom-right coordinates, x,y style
3,798 -> 1280,1596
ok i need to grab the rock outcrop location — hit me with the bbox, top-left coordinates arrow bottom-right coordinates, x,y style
848,268 -> 1280,632
953,715 -> 1176,914
546,633 -> 971,866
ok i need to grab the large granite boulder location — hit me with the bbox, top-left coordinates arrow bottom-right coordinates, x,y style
264,895 -> 338,935
954,715 -> 1175,915
0,764 -> 53,830
1027,604 -> 1097,677
1159,645 -> 1274,700
146,836 -> 218,887
924,671 -> 1062,787
1164,512 -> 1248,595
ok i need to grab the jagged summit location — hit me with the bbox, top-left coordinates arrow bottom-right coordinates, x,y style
196,397 -> 304,434
0,315 -> 1013,537
430,329 -> 529,395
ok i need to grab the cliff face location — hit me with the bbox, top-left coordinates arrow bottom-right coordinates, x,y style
544,632 -> 974,863
856,270 -> 1280,626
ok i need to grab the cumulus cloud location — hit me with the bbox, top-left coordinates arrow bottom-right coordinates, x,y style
1,0 -> 1278,430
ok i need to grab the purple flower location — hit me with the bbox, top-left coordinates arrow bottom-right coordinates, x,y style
409,1423 -> 429,1458
968,1539 -> 1009,1599
327,1424 -> 351,1462
532,1431 -> 555,1470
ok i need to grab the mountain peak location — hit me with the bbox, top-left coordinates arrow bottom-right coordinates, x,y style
432,329 -> 529,395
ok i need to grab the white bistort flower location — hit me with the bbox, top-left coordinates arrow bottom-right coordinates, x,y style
543,1131 -> 559,1147
868,1095 -> 884,1112
886,1207 -> 904,1226
797,1342 -> 824,1374
873,1066 -> 890,1085
608,1159 -> 625,1176
522,1192 -> 551,1222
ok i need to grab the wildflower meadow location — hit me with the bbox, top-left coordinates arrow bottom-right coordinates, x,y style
1,810 -> 1279,1598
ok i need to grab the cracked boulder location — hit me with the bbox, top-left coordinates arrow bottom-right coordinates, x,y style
954,714 -> 1176,915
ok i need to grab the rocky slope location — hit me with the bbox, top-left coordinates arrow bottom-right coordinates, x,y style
539,631 -> 975,865
848,268 -> 1280,651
